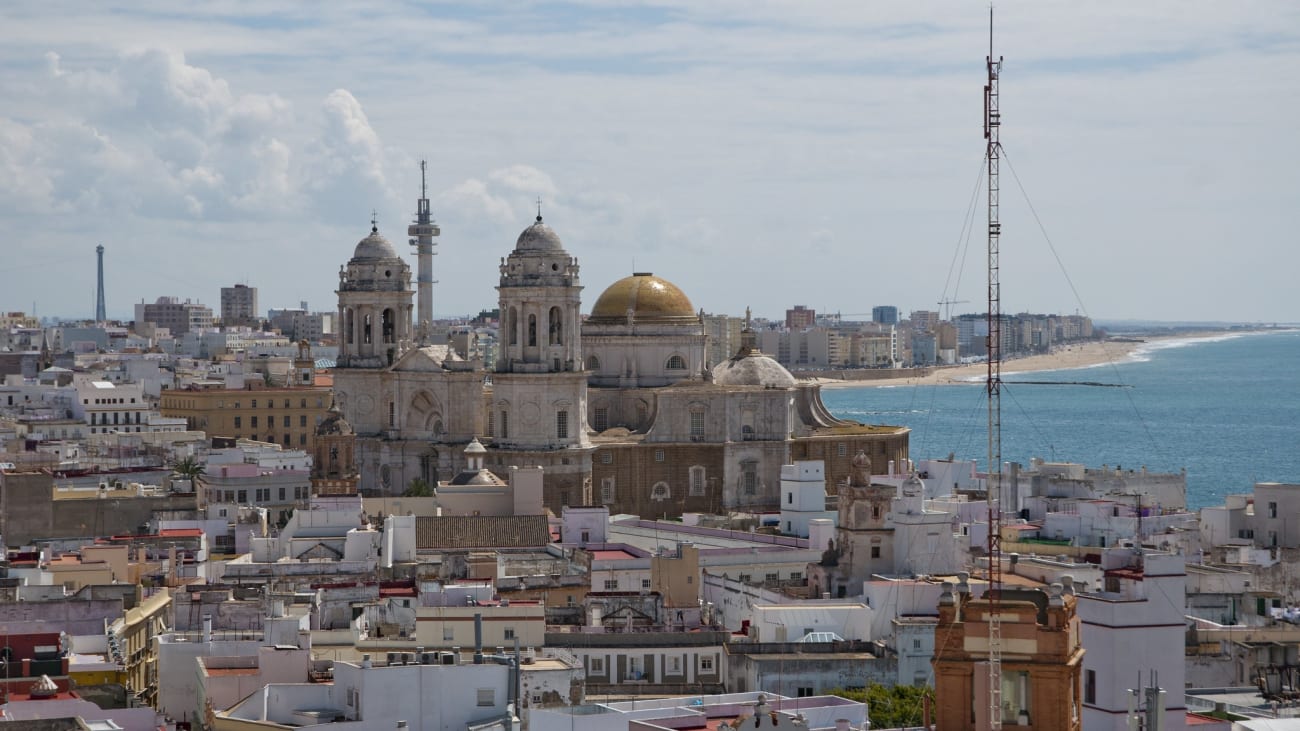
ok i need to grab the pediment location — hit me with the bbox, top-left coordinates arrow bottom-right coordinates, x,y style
392,345 -> 460,373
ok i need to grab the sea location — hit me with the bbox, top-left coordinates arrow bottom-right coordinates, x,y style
820,329 -> 1300,511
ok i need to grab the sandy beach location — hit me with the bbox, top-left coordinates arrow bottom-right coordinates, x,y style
817,332 -> 1236,389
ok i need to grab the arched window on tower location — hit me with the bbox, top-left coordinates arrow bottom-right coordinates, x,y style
346,309 -> 355,345
665,354 -> 686,370
587,354 -> 600,371
382,308 -> 395,343
528,314 -> 538,347
508,308 -> 518,346
549,307 -> 563,345
363,313 -> 372,344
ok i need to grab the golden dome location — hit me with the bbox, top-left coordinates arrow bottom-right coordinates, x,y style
588,273 -> 697,325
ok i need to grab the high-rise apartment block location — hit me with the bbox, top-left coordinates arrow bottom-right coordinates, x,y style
785,305 -> 816,329
220,284 -> 259,327
872,305 -> 899,325
910,309 -> 940,332
134,297 -> 213,336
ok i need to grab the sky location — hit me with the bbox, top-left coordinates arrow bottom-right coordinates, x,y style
1,1 -> 1297,324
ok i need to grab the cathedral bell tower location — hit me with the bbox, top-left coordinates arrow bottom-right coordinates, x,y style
336,221 -> 413,369
491,211 -> 591,454
496,211 -> 583,374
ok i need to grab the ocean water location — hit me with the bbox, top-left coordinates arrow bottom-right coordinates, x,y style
820,329 -> 1300,510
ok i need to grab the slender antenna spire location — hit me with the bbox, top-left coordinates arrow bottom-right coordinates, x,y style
536,197 -> 543,222
370,209 -> 378,232
420,159 -> 428,199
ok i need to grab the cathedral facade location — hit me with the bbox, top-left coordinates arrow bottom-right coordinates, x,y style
332,188 -> 909,516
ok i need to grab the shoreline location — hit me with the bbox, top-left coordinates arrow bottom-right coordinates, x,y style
813,329 -> 1278,389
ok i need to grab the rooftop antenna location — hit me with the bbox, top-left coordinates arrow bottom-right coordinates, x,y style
370,209 -> 379,232
408,160 -> 440,343
984,6 -> 1006,730
536,197 -> 543,222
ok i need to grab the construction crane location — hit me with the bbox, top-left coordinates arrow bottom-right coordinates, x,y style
937,298 -> 970,320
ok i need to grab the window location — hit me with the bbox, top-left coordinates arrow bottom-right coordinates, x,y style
797,687 -> 815,698
1001,670 -> 1031,724
665,354 -> 686,370
590,657 -> 605,674
689,466 -> 706,496
738,573 -> 752,583
765,572 -> 779,582
443,627 -> 454,641
1269,502 -> 1279,518
300,434 -> 307,446
251,415 -> 258,428
388,401 -> 395,428
913,638 -> 923,650
499,411 -> 508,439
641,579 -> 651,589
689,410 -> 704,438
251,399 -> 257,408
741,461 -> 758,495
593,406 -> 609,432
587,354 -> 600,371
283,415 -> 290,428
655,449 -> 665,462
601,451 -> 612,464
699,656 -> 715,672
601,477 -> 615,503
476,688 -> 495,707
603,579 -> 619,590
837,443 -> 847,457
556,410 -> 568,439
787,492 -> 793,504
789,571 -> 802,581
1084,669 -> 1096,705
279,488 -> 286,501
669,656 -> 681,673
301,398 -> 307,408
652,482 -> 670,501
527,314 -> 537,346
870,546 -> 881,559
237,490 -> 247,503
504,627 -> 516,640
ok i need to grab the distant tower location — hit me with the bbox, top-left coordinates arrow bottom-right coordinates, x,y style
95,245 -> 106,322
407,161 -> 440,343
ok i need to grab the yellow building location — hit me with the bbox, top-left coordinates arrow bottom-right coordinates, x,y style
109,587 -> 171,708
160,386 -> 332,450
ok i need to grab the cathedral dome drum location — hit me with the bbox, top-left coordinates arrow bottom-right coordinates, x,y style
588,273 -> 698,325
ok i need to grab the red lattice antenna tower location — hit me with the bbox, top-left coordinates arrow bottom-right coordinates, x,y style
984,6 -> 1006,729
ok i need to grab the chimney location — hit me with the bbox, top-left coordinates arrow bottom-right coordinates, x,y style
473,613 -> 484,664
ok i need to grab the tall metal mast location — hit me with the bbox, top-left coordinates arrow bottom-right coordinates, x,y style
408,160 -> 440,344
984,7 -> 1005,729
95,244 -> 107,323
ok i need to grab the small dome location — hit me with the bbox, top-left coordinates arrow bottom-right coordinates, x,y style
712,352 -> 797,388
515,215 -> 564,252
464,437 -> 487,455
588,273 -> 697,324
353,225 -> 399,260
316,406 -> 354,436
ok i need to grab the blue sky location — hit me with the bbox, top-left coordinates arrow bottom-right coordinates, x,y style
1,1 -> 1297,323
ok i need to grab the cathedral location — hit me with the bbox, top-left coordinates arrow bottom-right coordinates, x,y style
332,181 -> 910,516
